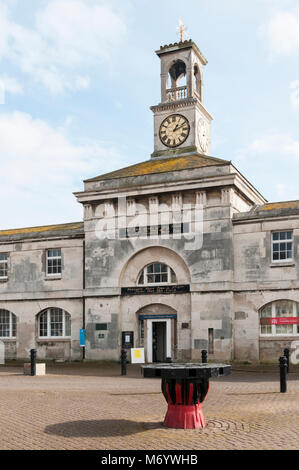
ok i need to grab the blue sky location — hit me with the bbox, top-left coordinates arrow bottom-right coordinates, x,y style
1,0 -> 299,229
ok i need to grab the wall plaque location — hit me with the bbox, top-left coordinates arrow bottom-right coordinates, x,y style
121,285 -> 190,296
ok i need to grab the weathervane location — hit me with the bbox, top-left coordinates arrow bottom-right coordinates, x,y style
177,20 -> 188,42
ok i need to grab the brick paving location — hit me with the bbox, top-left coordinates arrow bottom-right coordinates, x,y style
0,362 -> 298,450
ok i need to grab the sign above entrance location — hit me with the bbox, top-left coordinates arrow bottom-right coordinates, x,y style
121,284 -> 190,296
139,314 -> 177,320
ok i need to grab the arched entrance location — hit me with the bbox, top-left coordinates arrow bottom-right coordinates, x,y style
120,246 -> 191,363
137,304 -> 177,363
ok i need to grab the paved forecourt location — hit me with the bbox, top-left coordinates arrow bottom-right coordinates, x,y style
0,362 -> 298,450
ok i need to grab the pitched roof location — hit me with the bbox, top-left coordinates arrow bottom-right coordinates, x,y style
85,154 -> 230,183
0,222 -> 84,242
156,40 -> 208,65
233,200 -> 299,222
260,201 -> 299,211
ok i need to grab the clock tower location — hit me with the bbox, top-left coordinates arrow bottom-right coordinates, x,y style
151,39 -> 213,158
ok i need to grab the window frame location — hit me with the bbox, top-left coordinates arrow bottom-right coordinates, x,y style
0,253 -> 8,280
38,308 -> 71,339
46,249 -> 62,277
137,263 -> 177,286
260,301 -> 299,337
0,310 -> 16,339
271,231 -> 293,263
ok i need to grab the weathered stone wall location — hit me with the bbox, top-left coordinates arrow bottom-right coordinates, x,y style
233,216 -> 299,361
82,183 -> 240,361
0,237 -> 84,360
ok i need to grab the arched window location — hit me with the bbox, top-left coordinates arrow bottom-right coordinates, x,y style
138,263 -> 177,286
260,301 -> 299,336
167,60 -> 187,101
168,60 -> 187,88
38,308 -> 71,338
0,310 -> 16,338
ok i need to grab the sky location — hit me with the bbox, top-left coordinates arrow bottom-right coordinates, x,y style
0,0 -> 299,229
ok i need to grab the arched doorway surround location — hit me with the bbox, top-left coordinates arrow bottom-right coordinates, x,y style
137,303 -> 177,363
119,246 -> 191,363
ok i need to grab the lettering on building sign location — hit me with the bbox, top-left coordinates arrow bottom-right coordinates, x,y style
121,285 -> 190,296
119,223 -> 190,239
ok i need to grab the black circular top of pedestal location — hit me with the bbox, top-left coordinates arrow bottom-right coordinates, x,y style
141,363 -> 231,379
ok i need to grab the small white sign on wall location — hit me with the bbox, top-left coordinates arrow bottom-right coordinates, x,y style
131,348 -> 145,364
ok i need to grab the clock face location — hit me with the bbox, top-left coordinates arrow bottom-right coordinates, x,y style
159,114 -> 190,148
198,118 -> 209,154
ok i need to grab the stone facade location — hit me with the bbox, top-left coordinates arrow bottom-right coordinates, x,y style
0,223 -> 84,360
1,40 -> 298,363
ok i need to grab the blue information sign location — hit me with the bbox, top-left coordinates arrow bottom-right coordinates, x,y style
80,329 -> 85,347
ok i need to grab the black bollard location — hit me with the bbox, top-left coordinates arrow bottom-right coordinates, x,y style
201,350 -> 208,364
30,349 -> 36,377
166,357 -> 172,363
283,348 -> 290,373
279,356 -> 288,393
121,349 -> 127,376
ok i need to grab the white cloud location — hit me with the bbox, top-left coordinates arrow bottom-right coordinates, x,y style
0,110 -> 124,187
0,111 -> 125,227
248,133 -> 299,158
0,75 -> 23,104
0,75 -> 23,94
259,7 -> 299,57
0,0 -> 126,94
234,132 -> 299,202
290,80 -> 299,110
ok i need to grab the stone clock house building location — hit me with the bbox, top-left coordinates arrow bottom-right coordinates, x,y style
0,39 -> 299,363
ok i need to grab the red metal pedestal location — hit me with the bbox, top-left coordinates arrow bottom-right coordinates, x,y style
162,379 -> 209,429
164,403 -> 206,429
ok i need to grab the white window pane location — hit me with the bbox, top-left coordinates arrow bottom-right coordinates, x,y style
261,305 -> 272,318
276,325 -> 293,335
39,312 -> 48,336
276,301 -> 293,317
65,314 -> 71,337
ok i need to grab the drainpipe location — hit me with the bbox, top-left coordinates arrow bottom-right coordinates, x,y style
82,239 -> 86,360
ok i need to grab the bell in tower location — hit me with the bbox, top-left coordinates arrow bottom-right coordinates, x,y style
151,34 -> 213,159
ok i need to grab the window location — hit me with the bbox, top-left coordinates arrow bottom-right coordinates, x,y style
0,310 -> 16,338
0,254 -> 8,279
260,301 -> 299,336
39,308 -> 71,338
138,263 -> 177,285
272,231 -> 293,262
46,249 -> 62,276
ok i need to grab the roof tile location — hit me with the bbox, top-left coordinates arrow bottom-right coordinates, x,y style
85,154 -> 230,183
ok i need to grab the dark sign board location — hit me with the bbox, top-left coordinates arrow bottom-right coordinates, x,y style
122,331 -> 134,349
139,314 -> 177,320
121,285 -> 190,296
96,323 -> 108,331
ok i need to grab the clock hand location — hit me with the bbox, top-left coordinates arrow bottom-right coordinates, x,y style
174,123 -> 186,132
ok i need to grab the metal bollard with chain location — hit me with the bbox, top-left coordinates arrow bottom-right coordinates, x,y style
279,356 -> 288,393
121,349 -> 127,376
283,348 -> 290,374
30,349 -> 37,377
201,350 -> 208,364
